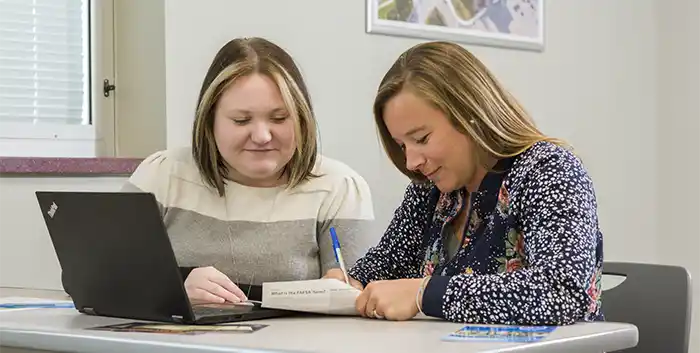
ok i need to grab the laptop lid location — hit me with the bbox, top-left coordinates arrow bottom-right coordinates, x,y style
36,191 -> 197,323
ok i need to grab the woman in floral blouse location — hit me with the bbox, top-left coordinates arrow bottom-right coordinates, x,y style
324,41 -> 604,325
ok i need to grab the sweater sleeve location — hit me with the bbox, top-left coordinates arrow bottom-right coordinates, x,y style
347,182 -> 434,286
421,152 -> 600,325
120,150 -> 173,217
120,150 -> 195,279
317,173 -> 377,274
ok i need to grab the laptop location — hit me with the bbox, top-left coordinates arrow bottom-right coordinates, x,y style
35,191 -> 292,325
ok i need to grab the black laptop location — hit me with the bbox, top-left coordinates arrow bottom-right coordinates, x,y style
35,191 -> 291,325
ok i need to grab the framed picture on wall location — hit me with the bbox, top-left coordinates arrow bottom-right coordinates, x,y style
366,0 -> 544,52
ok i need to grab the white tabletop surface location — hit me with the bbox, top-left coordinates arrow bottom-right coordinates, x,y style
0,287 -> 638,353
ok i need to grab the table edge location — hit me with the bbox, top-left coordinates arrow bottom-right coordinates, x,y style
0,328 -> 298,353
0,323 -> 639,353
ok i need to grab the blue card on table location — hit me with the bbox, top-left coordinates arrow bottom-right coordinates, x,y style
442,325 -> 556,343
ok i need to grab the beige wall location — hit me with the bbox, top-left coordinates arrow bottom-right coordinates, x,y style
164,0 -> 661,262
657,0 -> 700,351
0,0 -> 664,292
114,0 -> 166,158
0,176 -> 128,290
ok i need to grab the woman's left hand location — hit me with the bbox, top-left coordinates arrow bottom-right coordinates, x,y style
355,278 -> 424,321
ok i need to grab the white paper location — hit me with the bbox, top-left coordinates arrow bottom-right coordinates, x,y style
261,279 -> 360,315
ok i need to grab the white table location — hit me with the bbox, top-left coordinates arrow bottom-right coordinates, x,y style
0,288 -> 638,353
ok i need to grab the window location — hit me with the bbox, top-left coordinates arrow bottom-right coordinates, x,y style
0,0 -> 114,157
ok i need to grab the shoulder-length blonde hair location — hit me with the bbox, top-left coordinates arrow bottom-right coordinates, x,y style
192,37 -> 318,196
373,41 -> 567,182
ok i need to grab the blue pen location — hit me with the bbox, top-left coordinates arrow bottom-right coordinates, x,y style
330,227 -> 350,284
0,302 -> 74,309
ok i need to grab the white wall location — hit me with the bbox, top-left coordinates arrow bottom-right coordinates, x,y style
164,0 -> 660,263
113,0 -> 167,158
657,0 -> 700,351
0,177 -> 127,290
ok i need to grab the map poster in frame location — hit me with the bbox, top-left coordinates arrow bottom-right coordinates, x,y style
366,0 -> 544,52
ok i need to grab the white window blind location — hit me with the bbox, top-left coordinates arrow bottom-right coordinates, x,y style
0,0 -> 89,126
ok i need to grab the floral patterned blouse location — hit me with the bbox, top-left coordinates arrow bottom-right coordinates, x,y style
347,141 -> 604,325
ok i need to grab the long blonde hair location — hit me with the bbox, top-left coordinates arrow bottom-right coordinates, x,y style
373,41 -> 567,181
192,37 -> 318,196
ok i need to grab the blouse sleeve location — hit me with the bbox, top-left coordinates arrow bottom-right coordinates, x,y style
421,152 -> 601,325
347,181 -> 434,286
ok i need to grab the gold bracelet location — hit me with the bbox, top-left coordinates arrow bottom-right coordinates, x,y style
415,276 -> 431,314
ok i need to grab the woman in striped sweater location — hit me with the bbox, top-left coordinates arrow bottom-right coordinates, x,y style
124,37 -> 376,305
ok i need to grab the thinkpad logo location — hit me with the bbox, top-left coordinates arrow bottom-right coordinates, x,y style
47,201 -> 58,218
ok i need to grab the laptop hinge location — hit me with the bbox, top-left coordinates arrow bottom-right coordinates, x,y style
171,315 -> 184,323
83,307 -> 96,315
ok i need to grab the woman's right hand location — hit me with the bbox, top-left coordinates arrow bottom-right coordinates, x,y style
323,268 -> 364,290
184,266 -> 247,304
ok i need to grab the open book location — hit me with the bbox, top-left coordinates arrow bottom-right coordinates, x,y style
260,278 -> 360,316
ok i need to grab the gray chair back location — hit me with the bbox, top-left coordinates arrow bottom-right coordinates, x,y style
602,262 -> 693,353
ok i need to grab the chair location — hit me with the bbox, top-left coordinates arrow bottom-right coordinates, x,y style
601,262 -> 693,353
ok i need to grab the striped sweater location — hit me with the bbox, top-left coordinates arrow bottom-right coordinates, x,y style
122,147 -> 377,286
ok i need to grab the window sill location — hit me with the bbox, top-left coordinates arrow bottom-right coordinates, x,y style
0,157 -> 142,176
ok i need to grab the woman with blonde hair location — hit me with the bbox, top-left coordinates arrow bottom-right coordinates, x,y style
325,41 -> 604,325
122,37 -> 375,305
